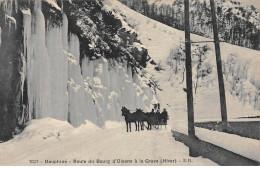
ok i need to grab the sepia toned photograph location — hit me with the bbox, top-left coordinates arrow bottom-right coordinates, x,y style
0,0 -> 259,166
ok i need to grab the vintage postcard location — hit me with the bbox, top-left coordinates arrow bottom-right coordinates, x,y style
0,0 -> 259,166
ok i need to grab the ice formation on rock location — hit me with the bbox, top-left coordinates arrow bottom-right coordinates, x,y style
0,0 -> 157,128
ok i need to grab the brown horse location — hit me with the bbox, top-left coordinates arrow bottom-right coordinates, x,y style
121,106 -> 137,132
134,108 -> 146,131
135,109 -> 155,130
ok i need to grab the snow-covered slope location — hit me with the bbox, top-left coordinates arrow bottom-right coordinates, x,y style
103,0 -> 260,123
119,0 -> 260,50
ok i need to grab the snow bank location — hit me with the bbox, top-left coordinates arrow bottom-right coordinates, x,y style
73,120 -> 102,134
196,127 -> 260,162
12,118 -> 73,142
0,118 -> 216,166
104,120 -> 126,129
171,121 -> 260,162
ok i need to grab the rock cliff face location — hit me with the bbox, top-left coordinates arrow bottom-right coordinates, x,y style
0,0 -> 158,141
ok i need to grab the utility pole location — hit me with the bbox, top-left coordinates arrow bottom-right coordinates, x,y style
210,0 -> 228,130
184,0 -> 195,138
184,0 -> 198,157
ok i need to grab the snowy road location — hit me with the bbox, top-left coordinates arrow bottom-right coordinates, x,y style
1,0 -> 258,166
0,119 -> 216,166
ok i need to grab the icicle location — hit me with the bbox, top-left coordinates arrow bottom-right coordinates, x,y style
81,56 -> 89,79
21,8 -> 33,120
5,14 -> 16,29
61,0 -> 64,13
3,0 -> 11,15
46,25 -> 67,120
34,0 -> 42,11
14,0 -> 18,13
20,53 -> 26,107
1,0 -> 17,30
0,27 -> 2,46
68,34 -> 80,63
67,31 -> 97,126
28,1 -> 51,119
22,9 -> 31,59
62,13 -> 68,51
1,0 -> 18,15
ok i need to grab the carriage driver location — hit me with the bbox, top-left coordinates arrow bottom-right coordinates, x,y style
150,109 -> 155,114
156,108 -> 160,115
162,108 -> 168,117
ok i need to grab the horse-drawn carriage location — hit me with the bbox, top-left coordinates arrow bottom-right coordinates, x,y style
121,106 -> 169,132
146,112 -> 168,129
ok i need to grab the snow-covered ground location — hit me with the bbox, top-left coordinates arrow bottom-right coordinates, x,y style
0,118 -> 216,166
103,0 -> 260,163
0,0 -> 259,166
196,127 -> 260,162
172,121 -> 260,162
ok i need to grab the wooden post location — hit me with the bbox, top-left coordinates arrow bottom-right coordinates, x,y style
184,0 -> 198,157
210,0 -> 228,131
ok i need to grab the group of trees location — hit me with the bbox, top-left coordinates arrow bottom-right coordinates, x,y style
65,0 -> 149,68
223,54 -> 259,110
120,0 -> 260,50
167,43 -> 259,109
167,43 -> 213,94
